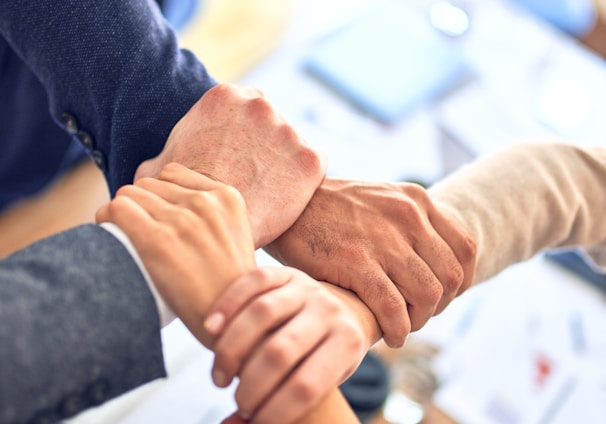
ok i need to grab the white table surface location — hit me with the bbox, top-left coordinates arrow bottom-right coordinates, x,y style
67,1 -> 606,422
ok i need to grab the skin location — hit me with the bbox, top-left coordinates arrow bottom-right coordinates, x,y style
134,83 -> 476,349
266,178 -> 477,347
134,83 -> 328,249
206,266 -> 380,424
97,163 -> 256,346
97,163 -> 380,424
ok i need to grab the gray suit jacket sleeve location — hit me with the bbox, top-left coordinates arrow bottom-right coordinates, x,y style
0,224 -> 166,424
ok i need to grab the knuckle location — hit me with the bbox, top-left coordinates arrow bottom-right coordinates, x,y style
248,267 -> 274,288
428,280 -> 444,314
395,198 -> 424,226
103,197 -> 128,218
339,241 -> 370,264
132,176 -> 155,188
403,182 -> 429,199
276,121 -> 298,142
290,376 -> 320,405
114,184 -> 136,198
307,283 -> 336,305
343,324 -> 366,353
322,295 -> 343,316
426,278 -> 444,306
249,296 -> 279,322
203,84 -> 236,107
264,338 -> 293,368
218,185 -> 246,209
173,210 -> 196,232
443,263 -> 465,294
209,83 -> 232,97
187,191 -> 208,209
460,232 -> 477,263
294,144 -> 324,179
380,285 -> 408,317
214,346 -> 239,371
156,162 -> 180,178
248,96 -> 274,117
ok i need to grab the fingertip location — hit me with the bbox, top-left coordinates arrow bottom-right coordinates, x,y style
384,333 -> 405,349
212,367 -> 231,387
204,312 -> 226,335
95,204 -> 109,224
238,410 -> 252,421
221,412 -> 250,424
379,308 -> 411,348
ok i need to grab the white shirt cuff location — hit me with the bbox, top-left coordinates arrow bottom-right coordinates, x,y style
100,222 -> 176,327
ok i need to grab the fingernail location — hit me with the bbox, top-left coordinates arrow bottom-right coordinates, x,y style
213,368 -> 228,387
238,410 -> 251,420
204,312 -> 225,334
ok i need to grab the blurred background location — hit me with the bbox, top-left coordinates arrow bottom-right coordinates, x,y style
4,0 -> 606,423
181,1 -> 606,422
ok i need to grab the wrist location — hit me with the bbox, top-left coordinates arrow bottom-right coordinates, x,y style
320,282 -> 382,349
99,222 -> 176,327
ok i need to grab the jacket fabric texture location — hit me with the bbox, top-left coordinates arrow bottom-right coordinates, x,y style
0,0 -> 215,210
0,225 -> 164,424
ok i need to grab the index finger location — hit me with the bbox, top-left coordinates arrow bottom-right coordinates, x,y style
427,201 -> 477,311
351,266 -> 411,348
153,162 -> 226,191
204,266 -> 294,336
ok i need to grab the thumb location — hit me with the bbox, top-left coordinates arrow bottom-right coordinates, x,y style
134,157 -> 162,181
221,412 -> 250,424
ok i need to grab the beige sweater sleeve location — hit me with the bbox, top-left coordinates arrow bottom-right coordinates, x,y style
428,142 -> 606,284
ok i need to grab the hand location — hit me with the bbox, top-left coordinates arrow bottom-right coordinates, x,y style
265,178 -> 477,348
96,163 -> 256,346
135,83 -> 328,248
204,266 -> 379,424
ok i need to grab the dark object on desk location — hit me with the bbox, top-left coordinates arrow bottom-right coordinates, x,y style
340,352 -> 390,423
545,249 -> 606,293
303,0 -> 470,124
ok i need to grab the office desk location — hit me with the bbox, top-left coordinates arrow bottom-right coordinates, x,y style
418,256 -> 606,424
240,0 -> 606,177
5,0 -> 600,423
240,1 -> 606,423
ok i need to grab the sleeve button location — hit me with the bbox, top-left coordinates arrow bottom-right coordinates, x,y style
60,112 -> 79,135
76,130 -> 94,150
92,150 -> 107,172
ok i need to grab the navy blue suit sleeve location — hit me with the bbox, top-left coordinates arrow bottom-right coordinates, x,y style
0,225 -> 166,424
0,1 -> 216,194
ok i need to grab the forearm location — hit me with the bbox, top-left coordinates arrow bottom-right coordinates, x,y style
321,282 -> 382,347
429,142 -> 606,283
300,283 -> 379,424
0,225 -> 165,423
0,1 -> 215,192
295,389 -> 361,424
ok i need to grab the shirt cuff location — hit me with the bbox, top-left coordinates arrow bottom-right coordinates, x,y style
100,222 -> 177,327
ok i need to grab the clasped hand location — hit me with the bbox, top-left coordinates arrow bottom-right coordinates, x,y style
134,83 -> 476,348
97,83 -> 477,422
134,83 -> 328,248
97,163 -> 376,424
266,178 -> 477,347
